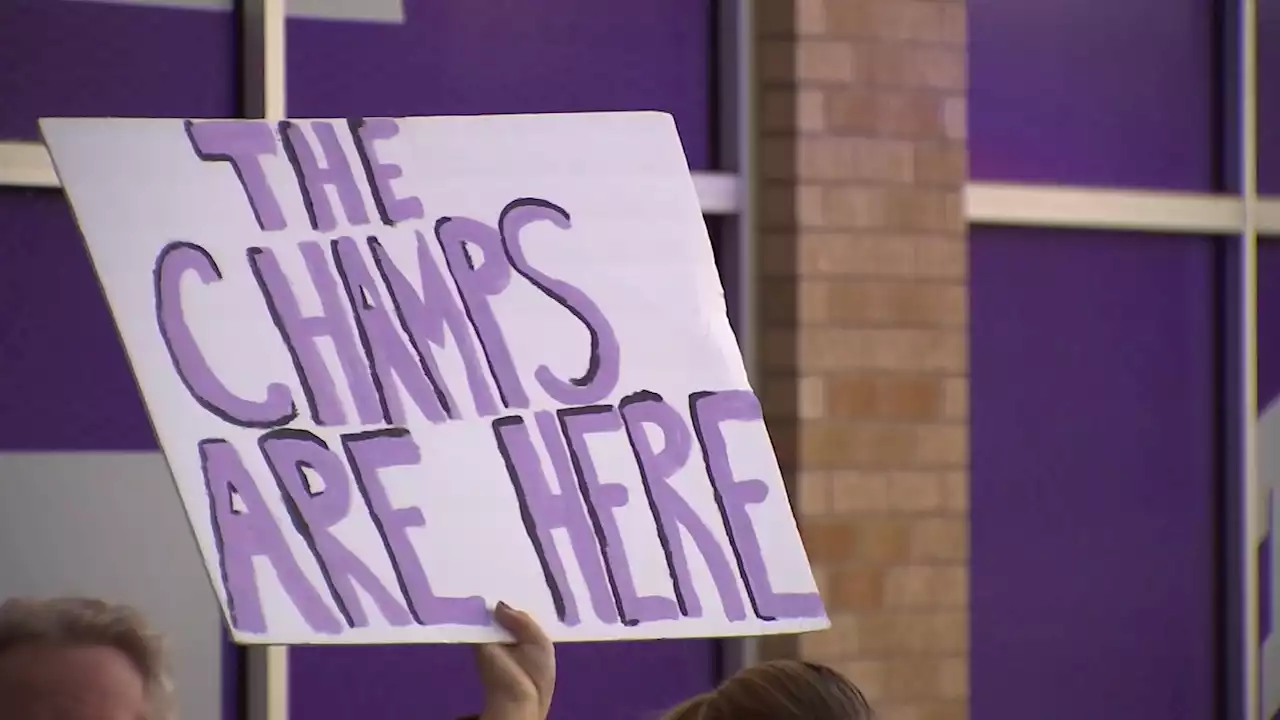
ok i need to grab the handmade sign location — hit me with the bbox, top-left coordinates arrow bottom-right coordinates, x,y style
41,113 -> 828,644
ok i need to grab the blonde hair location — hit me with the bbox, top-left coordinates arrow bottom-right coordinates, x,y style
0,597 -> 174,719
662,660 -> 873,720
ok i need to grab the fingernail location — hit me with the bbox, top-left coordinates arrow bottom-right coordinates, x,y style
495,601 -> 511,612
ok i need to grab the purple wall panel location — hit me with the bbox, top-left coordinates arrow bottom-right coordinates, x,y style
1259,243 -> 1280,405
971,227 -> 1219,719
286,0 -> 715,169
1257,4 -> 1280,194
968,0 -> 1217,190
0,190 -> 154,450
290,640 -> 714,720
0,1 -> 235,140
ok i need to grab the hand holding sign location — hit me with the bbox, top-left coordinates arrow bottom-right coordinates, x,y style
40,112 -> 828,644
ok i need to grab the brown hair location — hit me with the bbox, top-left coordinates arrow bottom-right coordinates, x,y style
662,660 -> 873,720
0,597 -> 174,719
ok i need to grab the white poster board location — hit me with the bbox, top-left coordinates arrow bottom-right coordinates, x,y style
41,112 -> 828,644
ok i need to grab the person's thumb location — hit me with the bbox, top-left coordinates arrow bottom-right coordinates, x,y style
493,602 -> 548,647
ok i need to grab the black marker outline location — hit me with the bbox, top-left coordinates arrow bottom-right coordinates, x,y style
199,439 -> 244,629
277,121 -> 324,231
433,216 -> 520,409
330,237 -> 396,424
199,438 -> 346,635
247,246 -> 325,425
341,427 -> 432,626
184,120 -> 281,232
618,390 -> 690,617
689,390 -> 774,622
348,118 -> 398,226
367,235 -> 457,420
257,428 -> 358,628
155,241 -> 296,428
498,197 -> 600,389
280,121 -> 370,232
491,415 -> 569,623
556,404 -> 634,626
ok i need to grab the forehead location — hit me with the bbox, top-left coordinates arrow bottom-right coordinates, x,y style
0,643 -> 150,720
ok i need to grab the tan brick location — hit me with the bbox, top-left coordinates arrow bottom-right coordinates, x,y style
797,137 -> 856,179
942,96 -> 967,140
760,88 -> 826,132
829,567 -> 887,611
914,235 -> 968,279
832,471 -> 891,512
940,3 -> 967,44
921,701 -> 968,720
825,89 -> 877,134
915,142 -> 968,186
871,45 -> 966,90
798,374 -> 827,418
797,232 -> 916,277
801,519 -> 859,565
797,471 -> 833,516
941,377 -> 967,420
827,374 -> 946,420
937,656 -> 969,698
883,92 -> 949,139
797,41 -> 860,83
867,0 -> 948,42
827,282 -> 967,327
799,614 -> 860,660
887,471 -> 945,511
797,184 -> 827,228
875,703 -> 927,720
802,422 -> 920,470
887,658 -> 942,699
942,472 -> 968,512
797,0 -> 829,35
909,518 -> 969,561
797,328 -> 966,373
823,186 -> 961,232
883,565 -> 967,608
780,279 -> 830,324
853,518 -> 912,563
913,424 -> 967,468
755,10 -> 968,709
826,1 -> 873,38
837,660 -> 888,702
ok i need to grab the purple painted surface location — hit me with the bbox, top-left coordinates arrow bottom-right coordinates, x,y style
291,640 -> 715,720
286,0 -> 715,169
968,0 -> 1217,189
971,227 -> 1218,719
0,1 -> 234,140
1256,242 -> 1280,679
1259,243 -> 1280,404
1259,6 -> 1280,194
0,190 -> 155,450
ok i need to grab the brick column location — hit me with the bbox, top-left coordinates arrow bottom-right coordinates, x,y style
754,1 -> 969,718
